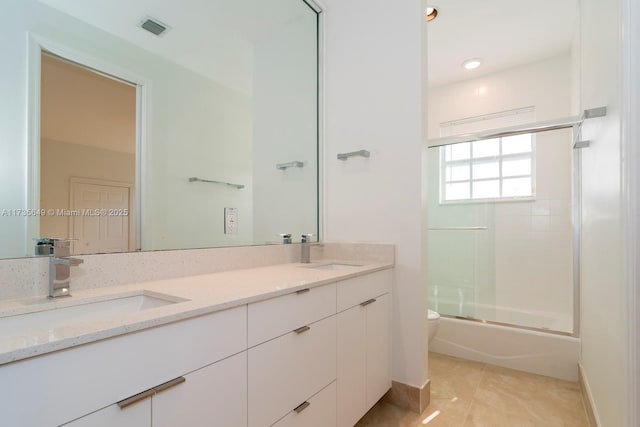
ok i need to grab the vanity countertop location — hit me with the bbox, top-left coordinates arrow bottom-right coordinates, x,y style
0,260 -> 392,365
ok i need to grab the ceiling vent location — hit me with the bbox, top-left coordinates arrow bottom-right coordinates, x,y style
140,18 -> 169,36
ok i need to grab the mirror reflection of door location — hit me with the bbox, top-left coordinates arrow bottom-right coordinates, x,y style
39,52 -> 137,255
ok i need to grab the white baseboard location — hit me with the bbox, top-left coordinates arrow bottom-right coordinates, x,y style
578,363 -> 601,427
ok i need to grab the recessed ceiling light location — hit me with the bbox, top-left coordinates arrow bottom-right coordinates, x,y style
462,58 -> 482,70
425,6 -> 439,22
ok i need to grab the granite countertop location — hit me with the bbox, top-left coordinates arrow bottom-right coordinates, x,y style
0,260 -> 392,365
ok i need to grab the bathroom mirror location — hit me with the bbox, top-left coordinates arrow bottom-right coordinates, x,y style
0,0 -> 320,259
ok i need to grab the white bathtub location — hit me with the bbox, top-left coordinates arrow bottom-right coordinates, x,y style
430,316 -> 580,381
431,297 -> 573,333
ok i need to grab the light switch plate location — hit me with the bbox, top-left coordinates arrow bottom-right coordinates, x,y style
224,207 -> 238,234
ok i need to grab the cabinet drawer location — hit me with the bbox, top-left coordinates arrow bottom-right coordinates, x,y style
248,282 -> 336,346
337,270 -> 392,312
248,315 -> 336,427
272,381 -> 337,427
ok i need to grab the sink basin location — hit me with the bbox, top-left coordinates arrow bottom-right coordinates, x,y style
0,292 -> 185,343
310,263 -> 363,270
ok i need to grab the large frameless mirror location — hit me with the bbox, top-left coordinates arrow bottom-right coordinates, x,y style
0,0 -> 320,259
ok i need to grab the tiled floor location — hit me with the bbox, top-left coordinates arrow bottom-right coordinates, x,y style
356,352 -> 590,426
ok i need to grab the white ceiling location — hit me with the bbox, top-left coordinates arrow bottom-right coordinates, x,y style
427,0 -> 580,87
40,0 -> 579,93
39,0 -> 311,95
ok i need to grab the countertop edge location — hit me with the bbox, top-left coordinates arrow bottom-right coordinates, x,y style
0,262 -> 393,365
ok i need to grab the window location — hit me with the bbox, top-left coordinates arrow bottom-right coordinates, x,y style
441,134 -> 534,202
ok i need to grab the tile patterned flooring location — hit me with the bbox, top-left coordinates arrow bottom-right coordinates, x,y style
356,352 -> 590,427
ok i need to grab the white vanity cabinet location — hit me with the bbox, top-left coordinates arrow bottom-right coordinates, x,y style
1,267 -> 393,427
247,283 -> 337,427
336,270 -> 392,427
1,305 -> 247,427
64,352 -> 247,427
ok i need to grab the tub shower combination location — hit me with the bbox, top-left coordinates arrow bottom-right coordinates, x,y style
425,110 -> 607,381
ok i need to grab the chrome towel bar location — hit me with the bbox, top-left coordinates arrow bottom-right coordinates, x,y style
276,161 -> 304,170
188,177 -> 244,189
337,149 -> 370,160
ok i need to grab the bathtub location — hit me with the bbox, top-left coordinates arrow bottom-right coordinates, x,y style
429,315 -> 580,381
431,298 -> 574,333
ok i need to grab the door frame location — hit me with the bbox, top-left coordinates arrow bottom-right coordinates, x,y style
27,33 -> 148,251
69,177 -> 135,254
621,0 -> 639,423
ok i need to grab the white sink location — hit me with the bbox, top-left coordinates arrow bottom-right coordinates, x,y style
0,292 -> 185,343
310,263 -> 363,270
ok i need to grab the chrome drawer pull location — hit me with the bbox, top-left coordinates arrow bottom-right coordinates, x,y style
294,325 -> 311,334
153,376 -> 186,394
117,389 -> 155,409
294,401 -> 311,413
296,288 -> 310,294
360,298 -> 377,307
117,376 -> 186,409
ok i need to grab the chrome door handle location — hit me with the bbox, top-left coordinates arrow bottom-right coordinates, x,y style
360,298 -> 376,307
117,376 -> 186,409
117,389 -> 155,409
294,401 -> 310,413
153,376 -> 186,394
294,325 -> 311,334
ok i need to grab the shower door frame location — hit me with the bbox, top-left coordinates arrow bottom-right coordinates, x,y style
427,110 -> 606,338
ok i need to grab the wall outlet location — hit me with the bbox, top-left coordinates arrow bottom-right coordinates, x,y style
224,207 -> 238,234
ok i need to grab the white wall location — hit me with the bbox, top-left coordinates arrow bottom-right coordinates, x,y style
150,69 -> 254,249
323,0 -> 427,388
427,55 -> 573,136
40,139 -> 136,239
252,4 -> 318,244
622,0 -> 640,423
579,0 -> 631,425
0,0 -> 254,256
427,56 -> 574,330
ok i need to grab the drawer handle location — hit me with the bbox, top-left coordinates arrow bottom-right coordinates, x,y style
117,376 -> 186,410
117,388 -> 155,409
153,376 -> 186,394
360,298 -> 377,307
296,288 -> 310,295
294,325 -> 311,334
294,401 -> 311,413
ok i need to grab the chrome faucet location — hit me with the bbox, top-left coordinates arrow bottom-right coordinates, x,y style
280,233 -> 292,244
36,238 -> 84,298
300,234 -> 314,263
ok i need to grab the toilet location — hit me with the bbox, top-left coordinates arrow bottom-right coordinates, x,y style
428,309 -> 440,343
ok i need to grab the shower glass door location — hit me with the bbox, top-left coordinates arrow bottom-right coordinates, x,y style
427,127 -> 575,334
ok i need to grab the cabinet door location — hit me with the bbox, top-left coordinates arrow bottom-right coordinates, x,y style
153,352 -> 247,427
336,305 -> 367,427
365,293 -> 392,410
62,399 -> 151,427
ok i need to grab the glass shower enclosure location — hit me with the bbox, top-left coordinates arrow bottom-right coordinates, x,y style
427,125 -> 578,335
